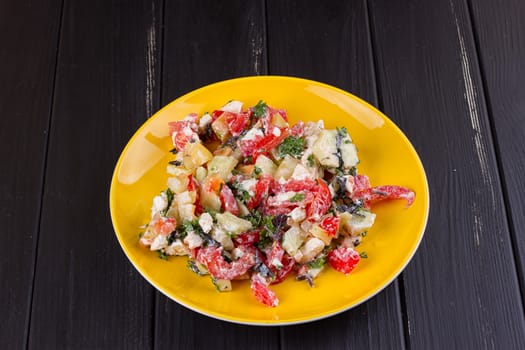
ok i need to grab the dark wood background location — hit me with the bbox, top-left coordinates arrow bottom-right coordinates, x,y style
1,0 -> 524,348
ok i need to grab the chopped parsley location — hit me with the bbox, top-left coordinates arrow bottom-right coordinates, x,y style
278,136 -> 305,158
307,154 -> 315,167
161,188 -> 174,216
307,256 -> 326,269
157,251 -> 169,260
252,100 -> 267,118
359,251 -> 368,259
289,193 -> 305,202
253,166 -> 263,176
336,126 -> 349,137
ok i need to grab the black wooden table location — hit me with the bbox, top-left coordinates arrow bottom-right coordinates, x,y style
2,0 -> 525,349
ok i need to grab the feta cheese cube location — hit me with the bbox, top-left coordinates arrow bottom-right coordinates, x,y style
198,212 -> 214,233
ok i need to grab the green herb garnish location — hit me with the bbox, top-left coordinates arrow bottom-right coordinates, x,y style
277,136 -> 305,158
307,256 -> 327,269
307,154 -> 315,167
252,100 -> 267,118
254,166 -> 263,176
289,193 -> 305,202
157,251 -> 169,260
359,251 -> 368,259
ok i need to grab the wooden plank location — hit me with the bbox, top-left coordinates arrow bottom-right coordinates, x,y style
27,0 -> 162,348
368,0 -> 525,348
0,0 -> 62,348
468,0 -> 525,300
154,1 -> 279,348
267,1 -> 405,349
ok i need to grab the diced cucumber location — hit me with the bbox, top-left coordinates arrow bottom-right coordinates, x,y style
216,212 -> 253,236
312,130 -> 339,168
212,277 -> 232,292
340,141 -> 359,168
255,155 -> 277,176
274,155 -> 299,180
340,209 -> 376,236
211,115 -> 230,141
199,187 -> 222,212
282,226 -> 307,256
207,155 -> 239,181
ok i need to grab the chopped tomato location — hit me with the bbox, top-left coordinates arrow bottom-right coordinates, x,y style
290,121 -> 304,137
320,216 -> 340,237
238,128 -> 288,157
168,118 -> 199,151
265,192 -> 314,216
262,241 -> 295,285
353,174 -> 371,192
306,179 -> 332,221
327,247 -> 360,275
250,273 -> 279,307
353,185 -> 415,208
151,216 -> 177,236
271,178 -> 318,193
271,254 -> 295,284
246,174 -> 273,209
196,245 -> 256,280
211,109 -> 224,121
187,175 -> 203,215
223,111 -> 250,137
220,185 -> 239,215
233,229 -> 261,246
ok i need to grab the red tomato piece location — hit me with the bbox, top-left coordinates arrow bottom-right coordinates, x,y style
223,111 -> 250,137
327,247 -> 360,275
290,122 -> 304,137
152,216 -> 177,236
196,245 -> 256,280
238,129 -> 288,157
233,229 -> 261,246
271,254 -> 295,285
353,174 -> 371,192
211,109 -> 224,121
187,175 -> 203,215
264,192 -> 315,215
250,273 -> 279,307
319,216 -> 340,237
266,241 -> 284,268
271,178 -> 318,193
306,179 -> 332,221
220,185 -> 240,215
268,106 -> 288,122
353,185 -> 415,208
246,174 -> 273,209
168,119 -> 199,151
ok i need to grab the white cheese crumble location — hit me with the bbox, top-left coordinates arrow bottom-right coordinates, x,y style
198,212 -> 213,233
151,195 -> 168,216
165,239 -> 190,256
183,230 -> 204,249
242,127 -> 264,141
150,235 -> 168,251
240,178 -> 257,196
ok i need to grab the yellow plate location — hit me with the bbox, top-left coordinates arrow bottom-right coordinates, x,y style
110,76 -> 429,325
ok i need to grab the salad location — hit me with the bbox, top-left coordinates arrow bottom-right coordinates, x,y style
139,100 -> 415,307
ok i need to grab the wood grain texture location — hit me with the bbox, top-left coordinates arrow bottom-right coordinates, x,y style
27,0 -> 162,348
468,0 -> 525,301
0,0 -> 62,348
368,0 -> 525,348
267,1 -> 405,349
155,1 -> 279,348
